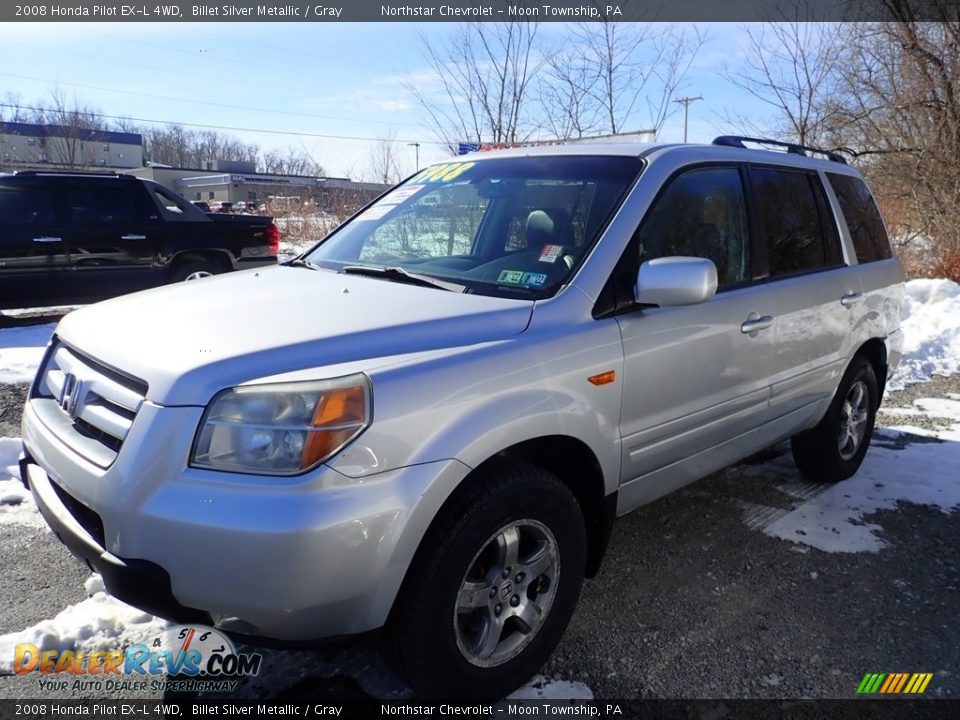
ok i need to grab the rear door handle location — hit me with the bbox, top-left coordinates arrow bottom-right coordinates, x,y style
741,315 -> 774,334
840,291 -> 863,307
32,236 -> 62,243
121,234 -> 146,241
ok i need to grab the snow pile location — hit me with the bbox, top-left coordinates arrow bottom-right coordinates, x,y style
0,437 -> 43,528
0,323 -> 56,384
889,279 -> 960,390
763,396 -> 960,552
0,574 -> 169,675
505,675 -> 594,700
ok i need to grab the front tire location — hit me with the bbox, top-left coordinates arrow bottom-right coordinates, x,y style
388,462 -> 586,699
791,356 -> 879,482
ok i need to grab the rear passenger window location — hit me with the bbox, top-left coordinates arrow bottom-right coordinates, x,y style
66,186 -> 142,225
637,167 -> 750,287
751,167 -> 842,277
827,173 -> 892,263
0,184 -> 55,225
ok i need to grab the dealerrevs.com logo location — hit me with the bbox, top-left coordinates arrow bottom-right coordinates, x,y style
13,625 -> 262,693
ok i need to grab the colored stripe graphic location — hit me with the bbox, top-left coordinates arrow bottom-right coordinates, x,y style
881,674 -> 900,693
893,673 -> 909,693
857,672 -> 932,694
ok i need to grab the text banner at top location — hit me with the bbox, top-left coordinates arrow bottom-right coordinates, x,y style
3,0 -> 954,23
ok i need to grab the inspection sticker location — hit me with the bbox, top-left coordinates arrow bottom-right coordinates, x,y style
497,270 -> 525,285
539,244 -> 563,263
497,270 -> 548,288
521,272 -> 548,287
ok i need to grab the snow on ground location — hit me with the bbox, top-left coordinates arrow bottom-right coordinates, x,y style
0,323 -> 56,384
504,675 -> 594,700
0,574 -> 169,675
762,396 -> 960,553
888,279 -> 960,390
0,437 -> 42,529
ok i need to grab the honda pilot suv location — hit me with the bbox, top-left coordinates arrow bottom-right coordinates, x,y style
19,137 -> 904,698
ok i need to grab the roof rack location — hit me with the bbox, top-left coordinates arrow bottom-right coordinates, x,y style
13,170 -> 137,178
712,136 -> 847,165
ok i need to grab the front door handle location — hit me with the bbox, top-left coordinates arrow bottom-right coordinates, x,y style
121,234 -> 146,241
840,291 -> 863,307
32,236 -> 62,243
741,314 -> 774,334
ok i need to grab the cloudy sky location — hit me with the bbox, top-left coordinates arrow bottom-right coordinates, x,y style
1,22 -> 776,178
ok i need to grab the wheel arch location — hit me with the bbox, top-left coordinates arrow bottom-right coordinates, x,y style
168,248 -> 234,273
389,434 -> 614,635
853,337 -> 888,396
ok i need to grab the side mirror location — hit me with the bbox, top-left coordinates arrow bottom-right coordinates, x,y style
634,256 -> 718,307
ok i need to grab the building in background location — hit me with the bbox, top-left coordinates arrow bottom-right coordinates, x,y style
0,121 -> 143,170
131,161 -> 388,215
0,122 -> 387,216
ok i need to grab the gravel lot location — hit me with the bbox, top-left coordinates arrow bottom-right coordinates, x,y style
1,374 -> 957,701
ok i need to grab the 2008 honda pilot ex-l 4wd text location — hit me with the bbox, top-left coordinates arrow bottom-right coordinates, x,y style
19,137 -> 903,698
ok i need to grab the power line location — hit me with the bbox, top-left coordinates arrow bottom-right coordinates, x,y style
4,36 -> 341,90
181,26 -> 393,73
0,103 -> 445,146
0,71 -> 424,129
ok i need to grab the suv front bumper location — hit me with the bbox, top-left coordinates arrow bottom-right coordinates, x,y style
20,400 -> 470,641
21,455 -> 212,625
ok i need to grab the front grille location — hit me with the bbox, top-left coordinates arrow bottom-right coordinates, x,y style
32,340 -> 148,468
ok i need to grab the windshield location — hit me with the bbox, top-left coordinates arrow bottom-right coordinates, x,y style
305,155 -> 644,298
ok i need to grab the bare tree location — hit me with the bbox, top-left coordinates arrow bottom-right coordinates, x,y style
536,46 -> 605,140
34,87 -> 109,168
832,7 -> 960,256
722,3 -> 960,265
365,133 -> 405,184
141,124 -> 259,169
720,21 -> 846,146
0,92 -> 28,123
565,21 -> 706,137
410,21 -> 543,151
261,147 -> 324,176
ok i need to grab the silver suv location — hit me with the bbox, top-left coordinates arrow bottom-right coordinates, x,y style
19,137 -> 904,698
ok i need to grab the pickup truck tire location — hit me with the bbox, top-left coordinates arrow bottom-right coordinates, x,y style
388,462 -> 586,699
169,255 -> 226,283
791,356 -> 878,482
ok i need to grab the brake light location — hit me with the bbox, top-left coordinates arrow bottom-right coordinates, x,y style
267,222 -> 280,256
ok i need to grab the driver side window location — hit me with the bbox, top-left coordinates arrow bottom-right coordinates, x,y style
638,166 -> 750,287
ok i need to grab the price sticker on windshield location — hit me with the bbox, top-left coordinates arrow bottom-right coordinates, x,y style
413,162 -> 477,183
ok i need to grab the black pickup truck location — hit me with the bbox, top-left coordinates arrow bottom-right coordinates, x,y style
0,171 -> 279,309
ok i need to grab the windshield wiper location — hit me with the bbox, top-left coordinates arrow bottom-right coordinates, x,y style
286,257 -> 320,270
340,265 -> 466,293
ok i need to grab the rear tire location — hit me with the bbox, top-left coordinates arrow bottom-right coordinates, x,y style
169,255 -> 225,283
791,356 -> 878,482
388,462 -> 586,699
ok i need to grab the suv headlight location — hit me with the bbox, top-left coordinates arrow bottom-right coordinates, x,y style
190,374 -> 371,475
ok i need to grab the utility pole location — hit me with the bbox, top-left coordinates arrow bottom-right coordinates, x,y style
673,95 -> 703,143
407,142 -> 420,171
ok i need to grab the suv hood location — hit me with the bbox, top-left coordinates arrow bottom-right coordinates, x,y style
55,265 -> 533,405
